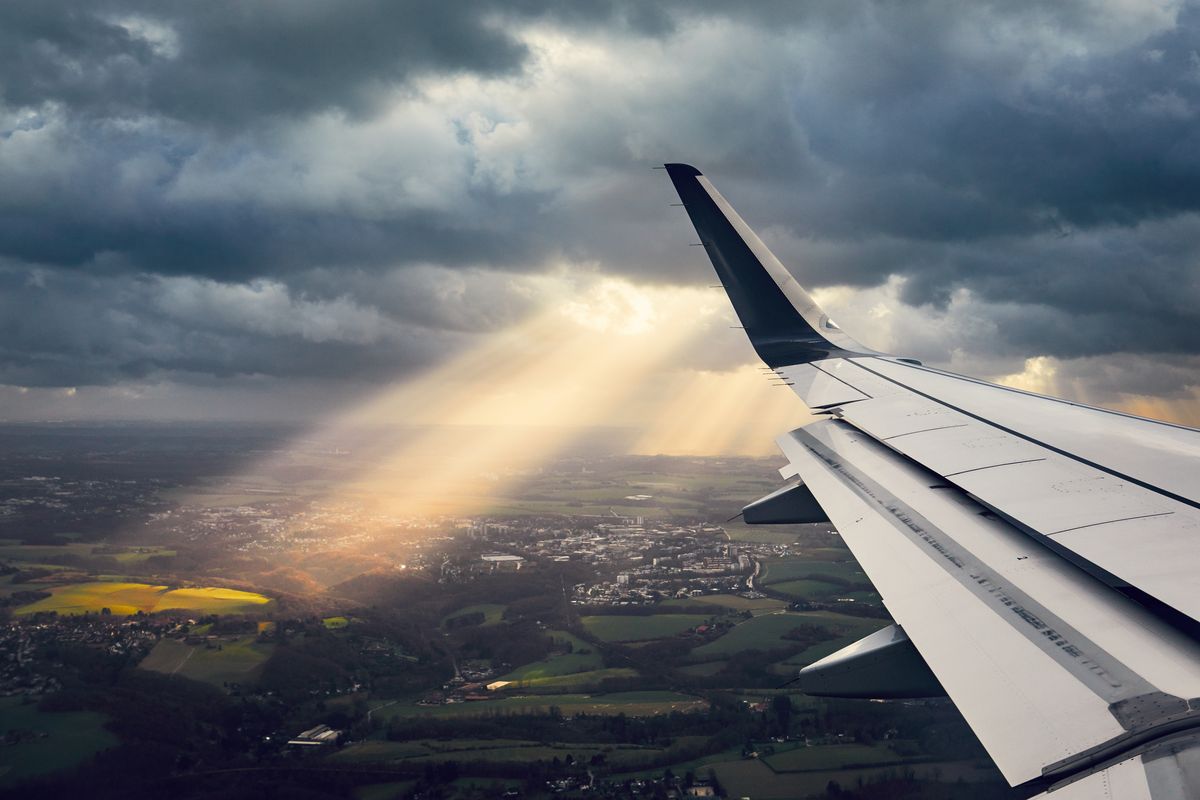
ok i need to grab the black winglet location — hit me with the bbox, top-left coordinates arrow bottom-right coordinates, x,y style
665,163 -> 868,366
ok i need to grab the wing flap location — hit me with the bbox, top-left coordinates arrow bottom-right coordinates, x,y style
779,419 -> 1200,788
781,420 -> 1127,783
1033,756 -> 1154,799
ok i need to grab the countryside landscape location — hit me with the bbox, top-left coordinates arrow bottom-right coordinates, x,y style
0,422 -> 1010,799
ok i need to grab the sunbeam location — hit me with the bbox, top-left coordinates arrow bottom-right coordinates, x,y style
631,364 -> 814,457
226,278 -> 782,523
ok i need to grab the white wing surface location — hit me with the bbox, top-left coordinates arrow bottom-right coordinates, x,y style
665,163 -> 1200,798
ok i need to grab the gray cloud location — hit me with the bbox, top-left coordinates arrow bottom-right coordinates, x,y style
0,264 -> 473,387
0,0 -> 533,125
2,0 -> 1200,412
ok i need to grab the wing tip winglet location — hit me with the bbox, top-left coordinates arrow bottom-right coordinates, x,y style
663,163 -> 702,179
664,164 -> 872,366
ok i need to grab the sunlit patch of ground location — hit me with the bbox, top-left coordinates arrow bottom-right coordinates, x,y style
139,635 -> 275,687
580,613 -> 709,642
500,631 -> 603,681
14,581 -> 272,616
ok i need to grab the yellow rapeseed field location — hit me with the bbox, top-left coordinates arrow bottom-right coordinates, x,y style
15,581 -> 271,616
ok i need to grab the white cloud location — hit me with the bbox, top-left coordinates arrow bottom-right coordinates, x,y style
151,276 -> 399,345
111,15 -> 181,59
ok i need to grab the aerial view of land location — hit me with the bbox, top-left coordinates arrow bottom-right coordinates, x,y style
0,423 -> 1007,800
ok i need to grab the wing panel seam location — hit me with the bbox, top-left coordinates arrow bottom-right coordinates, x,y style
809,360 -> 875,400
882,423 -> 969,440
943,458 -> 1048,477
870,359 -> 1200,436
852,358 -> 1200,514
1049,512 -> 1176,537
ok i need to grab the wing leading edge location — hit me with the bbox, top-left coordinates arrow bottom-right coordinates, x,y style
665,164 -> 1200,797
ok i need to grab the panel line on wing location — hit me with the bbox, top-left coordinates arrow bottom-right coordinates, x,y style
1049,512 -> 1176,537
809,360 -> 876,399
876,357 -> 1200,437
882,423 -> 969,441
849,358 -> 1200,515
943,458 -> 1048,477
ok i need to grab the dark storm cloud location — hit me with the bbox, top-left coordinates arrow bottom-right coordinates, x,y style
0,0 -> 564,277
632,2 -> 1200,373
0,264 -> 464,387
797,16 -> 1200,238
532,3 -> 1200,287
0,0 -> 534,125
671,3 -> 1200,243
2,0 -> 1200,401
0,0 -> 659,276
0,154 -> 552,279
0,0 -> 711,126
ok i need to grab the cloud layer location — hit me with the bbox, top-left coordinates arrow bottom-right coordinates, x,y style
3,0 -> 1200,423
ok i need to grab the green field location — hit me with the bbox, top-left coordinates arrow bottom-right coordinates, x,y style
0,541 -> 174,564
0,572 -> 94,592
334,740 -> 435,762
113,549 -> 176,563
839,590 -> 882,603
677,660 -> 728,677
442,603 -> 507,628
762,742 -> 901,771
691,613 -> 809,657
760,558 -> 864,586
581,614 -> 707,642
333,736 -> 697,771
722,525 -> 808,545
692,611 -> 887,659
663,594 -> 788,614
709,756 -> 1002,800
323,616 -> 350,629
381,691 -> 705,720
13,582 -> 272,616
501,631 -> 603,680
0,541 -> 97,562
0,697 -> 117,785
139,636 -> 275,686
355,781 -> 416,800
766,579 -> 843,599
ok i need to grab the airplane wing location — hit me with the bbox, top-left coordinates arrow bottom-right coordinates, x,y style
665,163 -> 1200,798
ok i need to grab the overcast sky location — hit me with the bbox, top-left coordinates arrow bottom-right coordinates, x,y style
3,0 -> 1200,431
